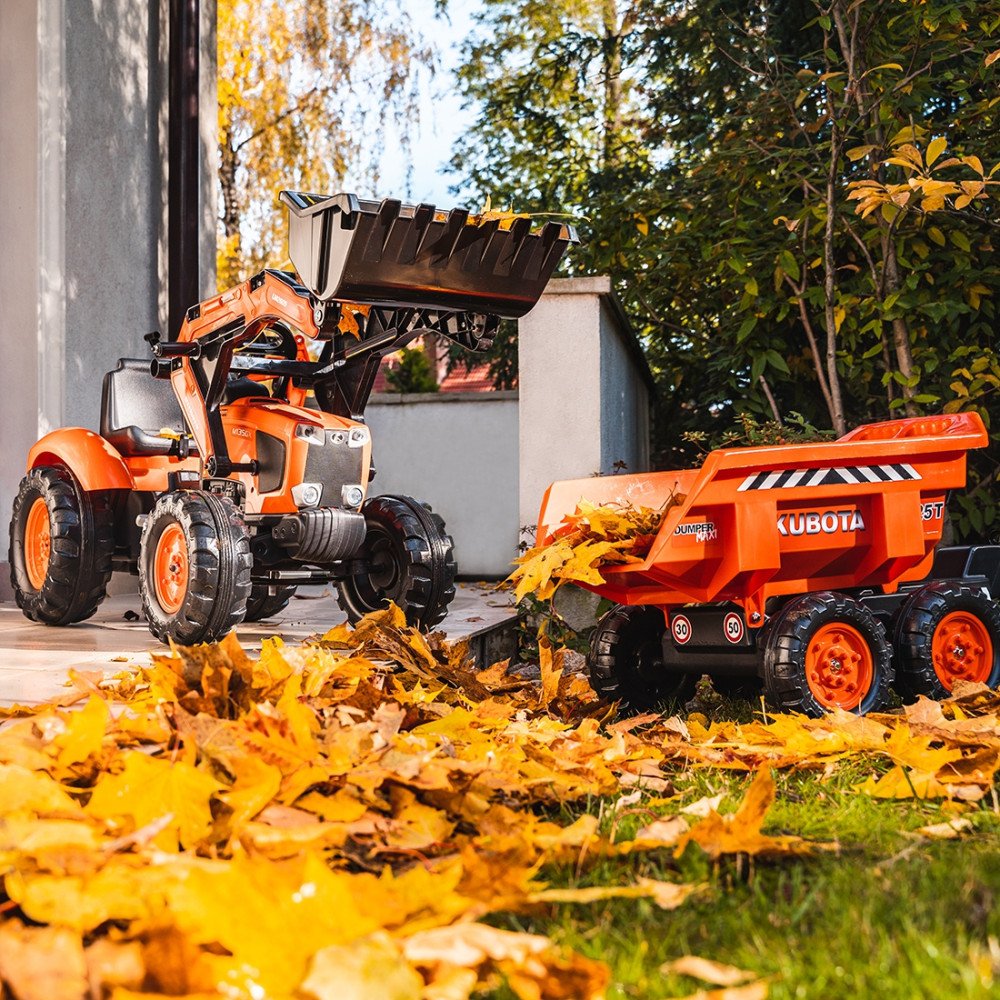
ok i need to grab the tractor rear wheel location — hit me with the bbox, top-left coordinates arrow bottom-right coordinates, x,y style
8,466 -> 115,625
138,491 -> 252,645
244,583 -> 297,622
337,495 -> 456,629
894,582 -> 1000,700
588,604 -> 696,711
762,591 -> 893,717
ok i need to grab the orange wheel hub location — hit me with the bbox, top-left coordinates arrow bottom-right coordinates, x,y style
931,612 -> 993,689
805,622 -> 874,711
153,522 -> 189,615
24,498 -> 51,590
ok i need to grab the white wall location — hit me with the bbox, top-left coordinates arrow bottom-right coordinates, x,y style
0,0 -> 216,599
365,392 -> 520,578
366,279 -> 654,579
0,0 -> 42,599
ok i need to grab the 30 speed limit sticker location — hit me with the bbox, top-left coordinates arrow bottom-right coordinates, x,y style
671,614 -> 692,645
723,612 -> 745,644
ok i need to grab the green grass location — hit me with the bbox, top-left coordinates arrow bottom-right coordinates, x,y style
485,735 -> 1000,999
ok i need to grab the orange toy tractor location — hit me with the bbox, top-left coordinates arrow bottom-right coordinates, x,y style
538,413 -> 1000,716
9,192 -> 576,644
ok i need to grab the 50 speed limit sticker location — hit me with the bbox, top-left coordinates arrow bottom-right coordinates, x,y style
671,614 -> 692,645
723,612 -> 745,644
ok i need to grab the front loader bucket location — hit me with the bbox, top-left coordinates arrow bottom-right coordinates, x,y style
281,190 -> 578,318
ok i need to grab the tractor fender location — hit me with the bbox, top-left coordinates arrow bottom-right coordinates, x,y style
27,428 -> 133,491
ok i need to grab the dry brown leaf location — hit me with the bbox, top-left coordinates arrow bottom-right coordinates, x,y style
4,599 -> 998,998
675,768 -> 837,860
0,921 -> 88,1000
662,955 -> 757,986
527,878 -> 697,910
665,983 -> 769,1000
914,817 -> 974,839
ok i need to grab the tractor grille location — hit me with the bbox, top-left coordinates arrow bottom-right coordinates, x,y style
302,428 -> 365,508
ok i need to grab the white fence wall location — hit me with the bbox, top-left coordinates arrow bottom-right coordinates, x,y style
366,278 -> 654,579
365,391 -> 520,579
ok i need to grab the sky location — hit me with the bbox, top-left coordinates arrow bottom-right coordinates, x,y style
374,0 -> 480,208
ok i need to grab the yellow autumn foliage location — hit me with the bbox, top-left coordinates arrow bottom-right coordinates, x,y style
508,497 -> 681,603
1,604 -> 999,997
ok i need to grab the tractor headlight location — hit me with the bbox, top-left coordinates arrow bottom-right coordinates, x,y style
291,482 -> 323,508
342,485 -> 364,508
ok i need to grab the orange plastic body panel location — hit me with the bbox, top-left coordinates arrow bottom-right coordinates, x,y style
537,413 -> 988,626
27,428 -> 133,491
114,399 -> 370,516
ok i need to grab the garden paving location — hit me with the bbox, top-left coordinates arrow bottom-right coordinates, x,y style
0,581 -> 516,705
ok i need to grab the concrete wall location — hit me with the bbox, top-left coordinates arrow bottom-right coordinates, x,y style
0,0 -> 42,598
365,278 -> 653,578
62,1 -> 164,428
365,392 -> 520,579
517,276 -> 654,537
0,0 -> 216,598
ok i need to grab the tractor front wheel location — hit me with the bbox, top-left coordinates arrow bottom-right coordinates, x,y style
336,495 -> 456,630
588,604 -> 696,711
138,491 -> 252,645
894,582 -> 1000,700
8,466 -> 115,625
762,591 -> 893,717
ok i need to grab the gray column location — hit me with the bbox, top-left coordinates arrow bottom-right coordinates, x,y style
0,0 -> 217,599
0,0 -> 42,600
517,276 -> 653,538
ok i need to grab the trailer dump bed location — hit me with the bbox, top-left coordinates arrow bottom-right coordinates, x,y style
281,190 -> 578,317
538,413 -> 988,622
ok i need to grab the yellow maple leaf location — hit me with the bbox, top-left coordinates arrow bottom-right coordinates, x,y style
85,752 -> 222,851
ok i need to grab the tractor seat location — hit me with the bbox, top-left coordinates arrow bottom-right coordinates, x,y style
101,358 -> 198,457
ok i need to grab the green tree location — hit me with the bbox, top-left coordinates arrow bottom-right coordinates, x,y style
384,347 -> 440,394
454,0 -> 1000,534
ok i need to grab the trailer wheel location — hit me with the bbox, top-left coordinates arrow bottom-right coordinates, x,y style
138,491 -> 252,645
762,592 -> 893,717
244,584 -> 297,622
337,495 -> 456,630
8,466 -> 115,625
894,582 -> 1000,700
588,604 -> 696,710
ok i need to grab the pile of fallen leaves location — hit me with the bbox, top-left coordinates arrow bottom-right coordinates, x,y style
1,605 -> 1000,1000
509,499 -> 681,603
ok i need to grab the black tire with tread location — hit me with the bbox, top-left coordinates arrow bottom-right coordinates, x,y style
138,491 -> 252,645
762,591 -> 893,717
894,581 -> 1000,700
587,604 -> 696,710
244,583 -> 297,622
337,494 -> 456,629
8,465 -> 115,625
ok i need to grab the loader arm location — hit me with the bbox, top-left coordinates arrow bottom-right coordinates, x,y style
153,191 -> 577,478
159,273 -> 500,477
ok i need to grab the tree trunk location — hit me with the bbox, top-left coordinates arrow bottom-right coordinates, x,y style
822,120 -> 847,437
600,0 -> 628,168
831,0 -> 918,415
219,134 -> 240,245
881,236 -> 919,415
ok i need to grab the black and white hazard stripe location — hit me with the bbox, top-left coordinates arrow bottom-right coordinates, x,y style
737,463 -> 921,492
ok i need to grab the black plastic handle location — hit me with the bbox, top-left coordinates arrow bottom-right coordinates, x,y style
153,340 -> 201,359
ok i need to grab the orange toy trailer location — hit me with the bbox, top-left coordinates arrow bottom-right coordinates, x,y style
9,192 -> 576,645
537,413 -> 1000,716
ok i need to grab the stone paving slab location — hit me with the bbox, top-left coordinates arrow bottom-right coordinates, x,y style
0,582 -> 517,706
